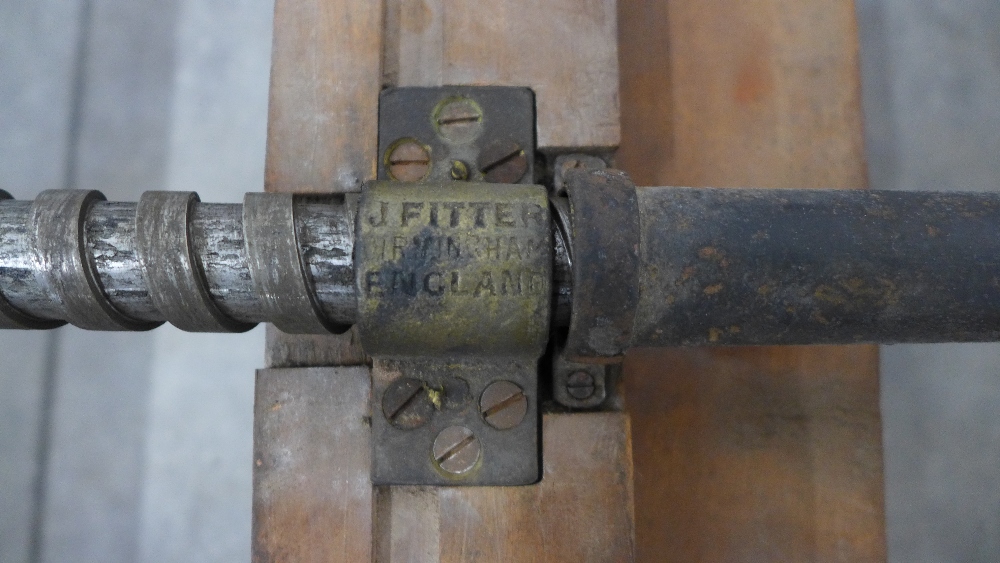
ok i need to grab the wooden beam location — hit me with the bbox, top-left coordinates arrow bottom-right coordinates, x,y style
262,0 -> 383,367
252,367 -> 373,563
253,0 -> 381,560
375,413 -> 636,562
618,0 -> 886,560
384,0 -> 621,151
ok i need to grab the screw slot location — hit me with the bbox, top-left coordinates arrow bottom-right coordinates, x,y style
433,97 -> 484,144
432,425 -> 481,476
477,138 -> 528,184
480,380 -> 528,430
382,377 -> 435,430
566,371 -> 596,400
385,138 -> 431,182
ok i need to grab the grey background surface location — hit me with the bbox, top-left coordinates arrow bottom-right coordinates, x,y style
0,0 -> 998,561
0,1 -> 269,562
858,0 -> 1000,561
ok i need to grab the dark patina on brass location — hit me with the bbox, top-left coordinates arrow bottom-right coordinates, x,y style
356,181 -> 551,485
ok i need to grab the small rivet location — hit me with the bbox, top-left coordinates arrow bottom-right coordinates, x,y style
450,160 -> 469,181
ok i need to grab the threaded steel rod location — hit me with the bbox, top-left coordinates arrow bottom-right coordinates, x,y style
0,190 -> 357,331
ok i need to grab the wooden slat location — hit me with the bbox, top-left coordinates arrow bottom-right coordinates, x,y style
252,367 -> 373,563
263,0 -> 383,367
375,413 -> 636,562
264,0 -> 382,195
384,0 -> 621,150
618,0 -> 886,560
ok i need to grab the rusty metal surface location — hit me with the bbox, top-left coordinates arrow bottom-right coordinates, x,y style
31,190 -> 161,331
243,192 -> 349,334
563,169 -> 640,360
633,186 -> 1000,346
135,191 -> 254,333
377,87 -> 535,185
0,190 -> 64,329
252,367 -> 373,563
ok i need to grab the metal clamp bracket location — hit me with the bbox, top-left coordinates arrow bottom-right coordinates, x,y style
356,182 -> 551,486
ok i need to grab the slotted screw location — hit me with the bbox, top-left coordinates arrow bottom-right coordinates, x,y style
382,377 -> 434,430
477,138 -> 528,184
566,371 -> 596,400
480,380 -> 527,430
386,139 -> 431,182
433,426 -> 481,476
434,98 -> 483,143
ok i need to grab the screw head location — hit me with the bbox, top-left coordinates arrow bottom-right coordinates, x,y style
449,160 -> 469,181
382,377 -> 435,430
434,97 -> 483,144
566,371 -> 596,400
477,138 -> 528,184
480,380 -> 528,430
386,139 -> 431,182
433,425 -> 481,476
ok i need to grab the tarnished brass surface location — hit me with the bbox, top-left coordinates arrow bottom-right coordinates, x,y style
356,182 -> 551,485
356,182 -> 551,357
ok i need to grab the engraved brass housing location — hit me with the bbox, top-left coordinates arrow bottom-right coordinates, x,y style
356,182 -> 551,485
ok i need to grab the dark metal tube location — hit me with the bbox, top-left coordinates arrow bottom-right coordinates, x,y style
631,187 -> 1000,346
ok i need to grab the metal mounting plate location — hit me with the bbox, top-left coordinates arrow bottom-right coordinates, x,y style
371,358 -> 539,486
378,86 -> 535,185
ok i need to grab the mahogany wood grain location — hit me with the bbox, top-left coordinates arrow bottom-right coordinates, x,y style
618,1 -> 886,560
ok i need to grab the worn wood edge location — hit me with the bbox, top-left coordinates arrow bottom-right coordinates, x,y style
382,0 -> 621,151
252,366 -> 374,563
264,325 -> 369,368
373,412 -> 636,562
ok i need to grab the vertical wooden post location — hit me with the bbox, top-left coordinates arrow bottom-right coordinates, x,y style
618,1 -> 887,560
252,0 -> 382,561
